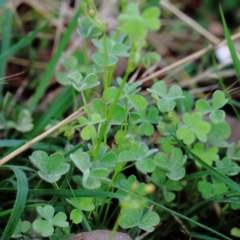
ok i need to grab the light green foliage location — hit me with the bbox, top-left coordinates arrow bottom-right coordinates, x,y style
11,219 -> 31,239
89,99 -> 107,119
118,3 -> 161,39
67,71 -> 100,92
29,150 -> 70,183
118,142 -> 157,173
158,137 -> 176,153
196,90 -> 228,123
33,205 -> 69,237
130,106 -> 161,136
147,81 -> 184,113
50,228 -> 72,240
231,228 -> 240,238
208,121 -> 231,147
176,112 -> 211,145
70,149 -> 113,189
66,197 -> 95,224
76,113 -> 105,140
175,91 -> 194,114
142,52 -> 161,69
77,17 -> 102,38
215,157 -> 239,176
154,148 -> 187,181
116,175 -> 148,196
0,108 -> 34,132
104,78 -> 147,112
191,143 -> 219,166
119,208 -> 160,232
151,168 -> 182,202
198,177 -> 228,199
227,143 -> 240,160
92,37 -> 129,67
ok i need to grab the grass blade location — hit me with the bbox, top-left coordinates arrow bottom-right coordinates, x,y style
0,21 -> 48,63
147,198 -> 231,240
0,7 -> 12,99
171,131 -> 240,194
0,166 -> 28,240
219,5 -> 240,82
29,7 -> 82,110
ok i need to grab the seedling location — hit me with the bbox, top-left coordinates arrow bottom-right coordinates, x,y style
32,205 -> 69,237
176,112 -> 211,145
29,150 -> 70,183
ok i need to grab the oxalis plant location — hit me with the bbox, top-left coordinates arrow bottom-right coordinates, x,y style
2,1 -> 240,240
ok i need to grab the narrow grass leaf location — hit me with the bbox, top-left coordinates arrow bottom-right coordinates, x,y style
147,198 -> 231,240
0,166 -> 28,240
29,7 -> 82,110
0,21 -> 48,63
0,7 -> 12,98
219,6 -> 240,82
190,232 -> 221,240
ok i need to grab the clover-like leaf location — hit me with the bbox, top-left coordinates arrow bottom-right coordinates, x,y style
16,109 -> 34,132
12,219 -> 31,238
29,150 -> 70,183
99,151 -> 117,170
67,197 -> 95,224
33,205 -> 69,237
158,137 -> 176,153
70,209 -> 82,224
118,4 -> 161,39
176,112 -> 211,145
215,157 -> 239,176
119,209 -> 142,229
147,81 -> 184,113
92,37 -> 129,67
89,99 -> 107,119
77,17 -> 102,38
208,121 -> 231,147
175,91 -> 194,114
33,219 -> 53,237
142,52 -> 161,69
68,71 -> 99,92
231,228 -> 240,238
119,208 -> 160,232
56,72 -> 71,86
154,148 -> 187,181
118,142 -> 157,174
196,90 -> 228,123
82,169 -> 101,189
138,211 -> 160,232
70,151 -> 90,172
227,143 -> 240,160
152,168 -> 182,202
131,106 -> 161,136
116,175 -> 148,196
191,143 -> 219,166
198,177 -> 228,199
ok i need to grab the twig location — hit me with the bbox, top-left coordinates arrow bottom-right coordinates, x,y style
138,32 -> 240,84
160,0 -> 219,44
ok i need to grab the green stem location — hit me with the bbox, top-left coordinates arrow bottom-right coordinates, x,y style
83,38 -> 89,71
109,211 -> 121,240
72,88 -> 77,111
52,182 -> 60,190
81,91 -> 90,121
94,64 -> 132,161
